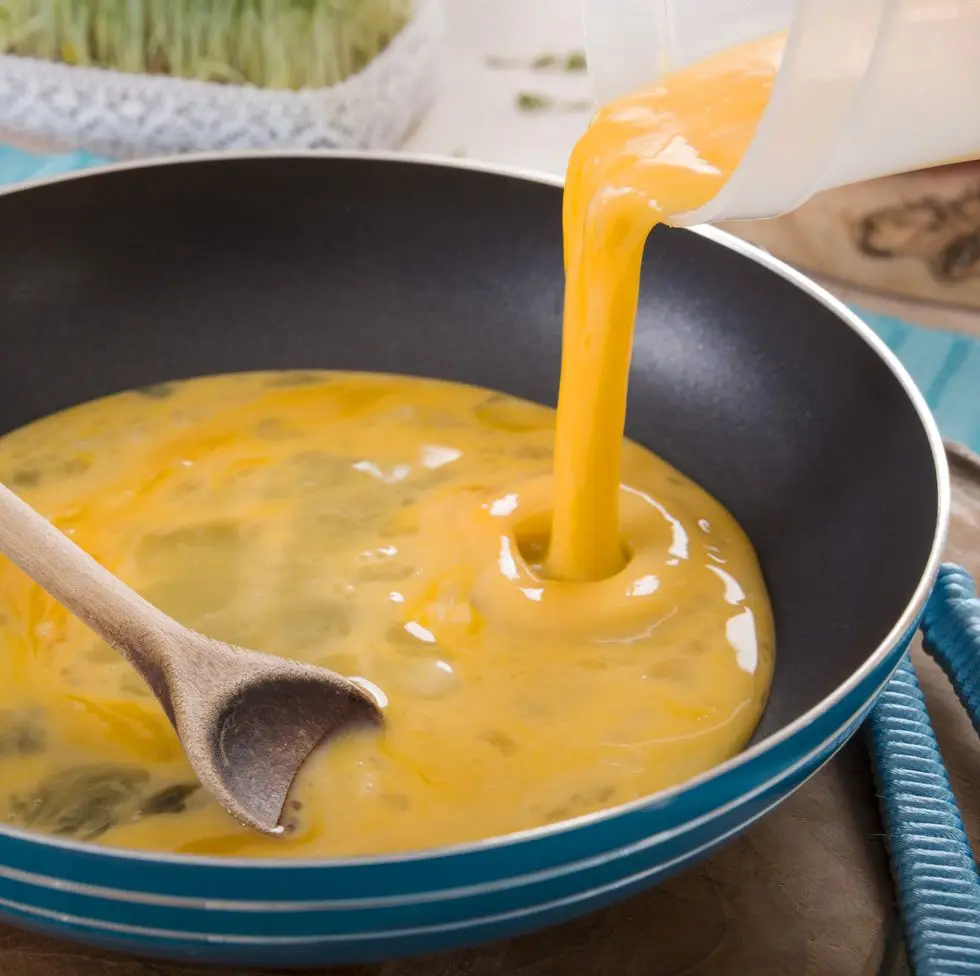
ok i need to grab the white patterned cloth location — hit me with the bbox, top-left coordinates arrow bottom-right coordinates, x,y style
0,0 -> 443,157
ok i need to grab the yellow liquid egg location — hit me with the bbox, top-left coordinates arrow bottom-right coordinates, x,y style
0,34 -> 783,856
0,372 -> 771,856
550,33 -> 784,581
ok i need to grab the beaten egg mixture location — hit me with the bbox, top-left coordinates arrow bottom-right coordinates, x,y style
0,35 -> 782,855
0,373 -> 771,855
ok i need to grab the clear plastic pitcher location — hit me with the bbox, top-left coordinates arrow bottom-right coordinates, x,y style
582,0 -> 980,225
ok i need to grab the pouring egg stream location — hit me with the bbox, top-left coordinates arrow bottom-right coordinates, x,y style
0,36 -> 781,857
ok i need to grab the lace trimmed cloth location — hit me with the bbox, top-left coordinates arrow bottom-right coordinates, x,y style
0,0 -> 443,157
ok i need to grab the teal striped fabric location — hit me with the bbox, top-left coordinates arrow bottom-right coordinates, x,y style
0,144 -> 977,453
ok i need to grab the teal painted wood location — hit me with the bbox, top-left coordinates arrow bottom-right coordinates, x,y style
858,309 -> 980,455
0,145 -> 103,184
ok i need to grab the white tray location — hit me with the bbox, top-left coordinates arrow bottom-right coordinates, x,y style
0,0 -> 443,158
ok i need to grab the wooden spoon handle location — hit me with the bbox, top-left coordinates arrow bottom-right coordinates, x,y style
0,482 -> 177,666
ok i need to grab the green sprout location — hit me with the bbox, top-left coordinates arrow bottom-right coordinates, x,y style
487,49 -> 587,73
516,91 -> 592,114
0,0 -> 414,89
516,91 -> 551,112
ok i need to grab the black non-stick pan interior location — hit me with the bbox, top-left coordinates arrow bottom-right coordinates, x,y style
0,155 -> 939,741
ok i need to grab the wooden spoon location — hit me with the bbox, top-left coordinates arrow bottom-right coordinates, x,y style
0,483 -> 383,835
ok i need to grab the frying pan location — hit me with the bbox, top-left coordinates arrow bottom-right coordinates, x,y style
0,153 -> 948,967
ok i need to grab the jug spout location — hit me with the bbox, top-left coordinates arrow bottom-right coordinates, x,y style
583,0 -> 980,225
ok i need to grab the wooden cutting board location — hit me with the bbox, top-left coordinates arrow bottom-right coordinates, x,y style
724,163 -> 980,338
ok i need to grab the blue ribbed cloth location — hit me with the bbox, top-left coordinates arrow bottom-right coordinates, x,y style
871,567 -> 980,975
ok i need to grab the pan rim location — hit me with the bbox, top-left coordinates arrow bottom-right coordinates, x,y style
0,149 -> 951,872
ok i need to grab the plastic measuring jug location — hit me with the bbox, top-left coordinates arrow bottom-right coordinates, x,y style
582,0 -> 980,225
